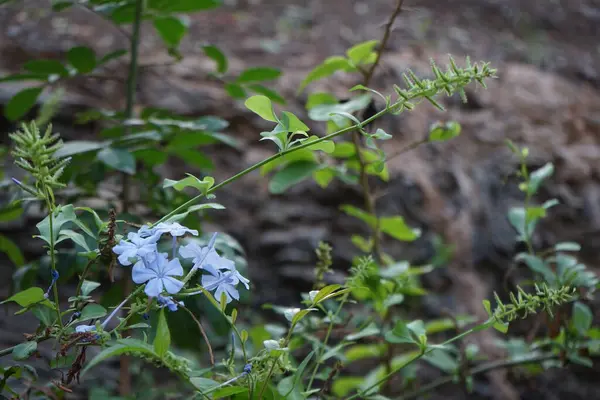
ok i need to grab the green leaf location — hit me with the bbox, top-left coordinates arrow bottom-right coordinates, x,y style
341,204 -> 377,226
170,148 -> 214,170
163,174 -> 214,195
555,242 -> 581,252
12,342 -> 37,361
54,140 -> 107,158
308,94 -> 371,125
165,203 -> 225,223
345,344 -> 385,361
306,92 -> 338,109
237,67 -> 281,83
5,87 -> 43,121
493,321 -> 509,334
298,56 -> 355,92
147,0 -> 220,13
99,49 -> 128,65
245,95 -> 277,122
23,59 -> 68,76
528,163 -> 554,196
428,121 -> 461,142
277,376 -> 304,400
154,309 -> 171,358
225,83 -> 247,99
280,111 -> 309,132
0,73 -> 49,83
153,16 -> 188,48
516,253 -> 555,283
67,46 -> 97,74
31,303 -> 54,327
310,284 -> 342,305
313,167 -> 335,188
379,216 -> 421,242
247,84 -> 285,104
202,45 -> 228,73
573,301 -> 592,335
346,40 -> 378,65
57,229 -> 91,251
97,147 -> 135,174
423,349 -> 458,373
212,386 -> 248,399
36,205 -> 77,245
81,280 -> 101,296
82,339 -> 158,376
385,320 -> 417,345
269,160 -> 319,194
0,234 -> 25,267
78,304 -> 107,323
331,142 -> 356,158
1,287 -> 53,309
190,377 -> 219,392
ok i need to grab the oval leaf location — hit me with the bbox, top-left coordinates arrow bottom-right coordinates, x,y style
5,87 -> 43,121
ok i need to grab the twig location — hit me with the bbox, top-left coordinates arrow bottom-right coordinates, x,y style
352,1 -> 405,393
180,305 -> 215,365
118,0 -> 144,395
396,353 -> 558,400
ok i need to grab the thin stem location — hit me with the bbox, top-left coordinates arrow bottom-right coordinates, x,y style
396,353 -> 558,400
355,1 -> 404,393
75,260 -> 95,297
180,305 -> 215,365
118,2 -> 144,394
307,292 -> 350,391
156,104 -> 393,226
154,61 -> 494,226
258,358 -> 279,399
47,202 -> 63,328
364,0 -> 405,84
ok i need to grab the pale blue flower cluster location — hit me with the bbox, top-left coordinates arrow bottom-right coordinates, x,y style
113,222 -> 249,304
73,223 -> 249,333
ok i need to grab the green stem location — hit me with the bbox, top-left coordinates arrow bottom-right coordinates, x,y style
396,353 -> 558,400
156,105 -> 393,226
306,292 -> 350,391
119,0 -> 143,395
47,202 -> 63,328
258,358 -> 279,399
108,285 -> 145,334
153,65 -> 493,226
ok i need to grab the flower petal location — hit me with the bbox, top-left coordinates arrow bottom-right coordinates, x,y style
179,242 -> 202,260
117,249 -> 137,266
75,324 -> 96,333
163,258 -> 184,277
132,261 -> 156,284
144,278 -> 163,297
162,276 -> 184,294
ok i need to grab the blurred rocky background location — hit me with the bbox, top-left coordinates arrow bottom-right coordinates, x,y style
1,0 -> 600,399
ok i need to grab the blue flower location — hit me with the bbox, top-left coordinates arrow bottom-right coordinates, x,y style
113,232 -> 160,266
132,253 -> 184,297
179,233 -> 230,272
75,324 -> 97,333
243,363 -> 252,374
156,295 -> 184,312
44,270 -> 60,298
154,222 -> 198,237
138,225 -> 157,238
201,264 -> 242,304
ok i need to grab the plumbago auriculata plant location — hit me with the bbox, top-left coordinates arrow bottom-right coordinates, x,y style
1,1 -> 598,399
